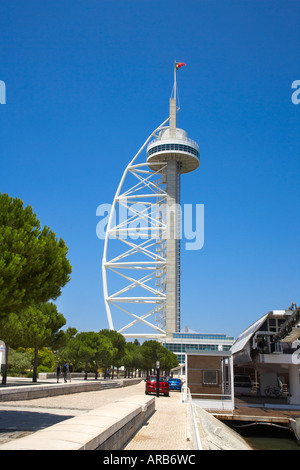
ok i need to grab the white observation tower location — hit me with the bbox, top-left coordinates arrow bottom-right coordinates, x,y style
102,62 -> 199,340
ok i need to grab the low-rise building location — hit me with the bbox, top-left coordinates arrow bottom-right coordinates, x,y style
162,329 -> 235,365
231,304 -> 300,405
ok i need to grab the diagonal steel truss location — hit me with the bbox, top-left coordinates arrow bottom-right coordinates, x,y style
102,118 -> 170,339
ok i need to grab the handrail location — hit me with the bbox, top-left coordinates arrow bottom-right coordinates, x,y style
147,136 -> 199,151
181,384 -> 202,450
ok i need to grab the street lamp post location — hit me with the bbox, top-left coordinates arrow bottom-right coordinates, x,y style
156,361 -> 160,397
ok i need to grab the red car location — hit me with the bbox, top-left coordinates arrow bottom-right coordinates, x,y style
145,375 -> 170,397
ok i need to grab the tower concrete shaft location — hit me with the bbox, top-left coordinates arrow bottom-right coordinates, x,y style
165,97 -> 179,337
166,158 -> 179,337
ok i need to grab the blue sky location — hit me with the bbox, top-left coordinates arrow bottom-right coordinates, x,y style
0,0 -> 299,339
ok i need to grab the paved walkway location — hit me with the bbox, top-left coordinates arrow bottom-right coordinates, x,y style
124,387 -> 187,450
0,379 -> 188,450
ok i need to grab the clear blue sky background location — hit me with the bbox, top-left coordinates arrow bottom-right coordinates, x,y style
1,0 -> 299,339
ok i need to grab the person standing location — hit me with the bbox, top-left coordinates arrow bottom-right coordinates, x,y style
56,364 -> 61,383
63,362 -> 68,383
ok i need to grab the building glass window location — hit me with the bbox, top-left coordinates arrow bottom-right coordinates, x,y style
147,143 -> 200,159
267,318 -> 287,333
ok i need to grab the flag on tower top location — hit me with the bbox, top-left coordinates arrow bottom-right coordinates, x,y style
175,62 -> 186,70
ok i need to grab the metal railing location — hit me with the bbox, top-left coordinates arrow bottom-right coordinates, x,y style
148,136 -> 199,149
181,384 -> 202,450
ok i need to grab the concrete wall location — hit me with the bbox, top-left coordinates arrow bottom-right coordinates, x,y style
0,378 -> 142,402
0,395 -> 155,450
195,407 -> 252,450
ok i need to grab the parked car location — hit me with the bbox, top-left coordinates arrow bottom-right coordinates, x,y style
234,374 -> 252,396
168,377 -> 182,391
145,376 -> 170,396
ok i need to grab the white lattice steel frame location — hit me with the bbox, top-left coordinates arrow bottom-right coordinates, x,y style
102,117 -> 170,339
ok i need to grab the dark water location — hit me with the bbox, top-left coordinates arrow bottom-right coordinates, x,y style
229,422 -> 300,450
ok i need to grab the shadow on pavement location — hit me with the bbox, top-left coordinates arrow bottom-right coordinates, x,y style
0,409 -> 74,432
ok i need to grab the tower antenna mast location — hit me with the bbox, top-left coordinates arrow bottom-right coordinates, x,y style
173,61 -> 186,101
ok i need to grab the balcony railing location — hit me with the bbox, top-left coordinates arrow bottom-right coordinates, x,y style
147,136 -> 199,152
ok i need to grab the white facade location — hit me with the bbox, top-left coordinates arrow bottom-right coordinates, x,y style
231,306 -> 300,405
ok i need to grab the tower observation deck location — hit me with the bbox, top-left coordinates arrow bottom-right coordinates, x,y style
102,62 -> 199,340
147,128 -> 199,174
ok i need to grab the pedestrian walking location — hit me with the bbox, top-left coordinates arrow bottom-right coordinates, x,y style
63,362 -> 69,383
56,364 -> 61,383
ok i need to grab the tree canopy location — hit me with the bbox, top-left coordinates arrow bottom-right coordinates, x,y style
66,331 -> 115,379
0,193 -> 72,317
11,302 -> 67,381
